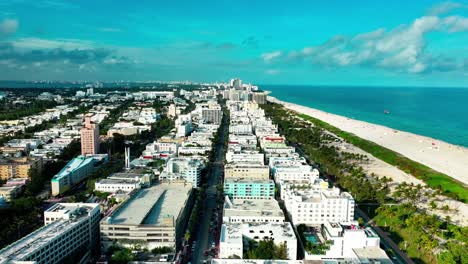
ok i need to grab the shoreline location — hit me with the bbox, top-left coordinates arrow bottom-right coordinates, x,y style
268,96 -> 468,186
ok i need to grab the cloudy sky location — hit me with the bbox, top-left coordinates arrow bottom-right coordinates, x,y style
1,0 -> 468,86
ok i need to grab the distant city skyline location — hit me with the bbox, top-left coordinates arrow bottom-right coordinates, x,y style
1,0 -> 468,86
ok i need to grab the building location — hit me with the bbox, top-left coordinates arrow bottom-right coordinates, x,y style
0,185 -> 22,202
225,152 -> 264,165
251,92 -> 266,105
224,164 -> 269,180
100,182 -> 194,251
94,171 -> 151,193
224,179 -> 275,200
0,156 -> 43,180
176,121 -> 193,138
142,141 -> 178,159
303,221 -> 390,262
283,185 -> 355,225
0,203 -> 100,264
201,104 -> 223,124
168,104 -> 177,118
51,155 -> 107,196
94,178 -> 140,193
159,158 -> 204,187
81,115 -> 99,155
222,196 -> 285,224
219,222 -> 297,260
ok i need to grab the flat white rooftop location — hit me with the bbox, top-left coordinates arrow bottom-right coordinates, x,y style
0,204 -> 98,263
104,182 -> 192,226
223,197 -> 284,220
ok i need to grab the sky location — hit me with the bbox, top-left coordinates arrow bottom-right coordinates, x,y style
0,0 -> 468,86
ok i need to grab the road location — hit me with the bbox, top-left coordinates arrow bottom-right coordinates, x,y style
355,207 -> 414,264
191,110 -> 228,263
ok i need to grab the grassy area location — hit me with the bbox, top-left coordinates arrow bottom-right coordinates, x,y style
296,113 -> 468,203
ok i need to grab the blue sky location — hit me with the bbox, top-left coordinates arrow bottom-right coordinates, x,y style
1,0 -> 468,86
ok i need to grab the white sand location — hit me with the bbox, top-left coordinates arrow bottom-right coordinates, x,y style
270,97 -> 468,185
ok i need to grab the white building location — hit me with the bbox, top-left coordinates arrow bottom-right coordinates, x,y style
219,222 -> 297,260
273,164 -> 319,184
229,124 -> 252,135
304,221 -> 390,262
222,196 -> 285,224
0,203 -> 100,264
94,172 -> 151,193
176,122 -> 193,138
225,152 -> 264,165
95,179 -> 141,193
142,141 -> 178,159
160,158 -> 204,187
201,104 -> 223,124
283,184 -> 355,225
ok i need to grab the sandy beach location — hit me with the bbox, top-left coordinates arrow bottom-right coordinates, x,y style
269,96 -> 468,186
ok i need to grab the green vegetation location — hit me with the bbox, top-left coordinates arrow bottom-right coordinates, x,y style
261,103 -> 468,264
0,197 -> 43,248
374,204 -> 467,264
99,100 -> 133,135
244,238 -> 288,259
0,99 -> 57,120
296,113 -> 468,203
151,246 -> 174,254
109,247 -> 135,264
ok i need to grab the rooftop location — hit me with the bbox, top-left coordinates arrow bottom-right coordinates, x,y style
52,155 -> 95,181
103,182 -> 192,226
223,197 -> 284,220
353,247 -> 393,264
0,203 -> 98,263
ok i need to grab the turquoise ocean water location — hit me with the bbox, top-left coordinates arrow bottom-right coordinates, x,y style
263,85 -> 468,147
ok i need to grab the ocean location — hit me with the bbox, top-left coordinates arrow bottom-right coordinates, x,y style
263,85 -> 468,147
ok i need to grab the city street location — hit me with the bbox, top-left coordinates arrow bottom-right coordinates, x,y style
191,108 -> 228,263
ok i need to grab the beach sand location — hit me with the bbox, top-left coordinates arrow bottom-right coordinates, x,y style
270,96 -> 468,185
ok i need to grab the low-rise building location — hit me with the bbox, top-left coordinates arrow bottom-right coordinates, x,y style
100,182 -> 194,251
0,156 -> 43,180
224,164 -> 269,180
219,222 -> 297,260
222,196 -> 285,224
224,179 -> 275,200
283,184 -> 355,225
159,158 -> 204,187
51,155 -> 107,196
303,221 -> 390,262
0,185 -> 22,202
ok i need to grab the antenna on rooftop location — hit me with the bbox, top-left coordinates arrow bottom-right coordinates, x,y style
125,147 -> 131,170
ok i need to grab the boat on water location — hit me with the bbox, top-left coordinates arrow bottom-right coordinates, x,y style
384,110 -> 390,114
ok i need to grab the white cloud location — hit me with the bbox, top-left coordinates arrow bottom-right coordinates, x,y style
261,51 -> 282,62
0,18 -> 18,35
428,1 -> 463,15
444,15 -> 468,32
264,15 -> 468,74
12,37 -> 94,50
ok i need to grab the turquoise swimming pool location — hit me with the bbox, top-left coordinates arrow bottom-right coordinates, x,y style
304,233 -> 320,244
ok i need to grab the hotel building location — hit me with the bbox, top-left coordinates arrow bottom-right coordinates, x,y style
81,115 -> 100,155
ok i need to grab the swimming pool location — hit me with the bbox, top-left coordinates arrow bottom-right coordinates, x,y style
304,233 -> 320,244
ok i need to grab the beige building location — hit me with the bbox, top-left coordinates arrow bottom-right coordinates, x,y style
81,115 -> 100,155
0,156 -> 43,180
252,91 -> 267,104
224,164 -> 270,179
100,182 -> 194,251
